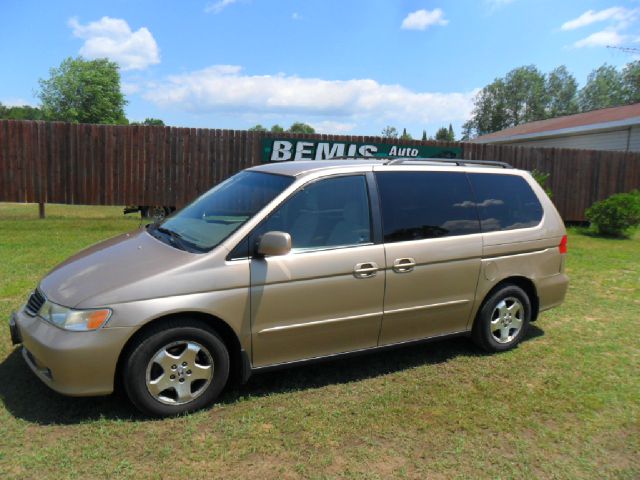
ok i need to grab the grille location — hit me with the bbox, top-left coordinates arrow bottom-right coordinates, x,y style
25,289 -> 46,317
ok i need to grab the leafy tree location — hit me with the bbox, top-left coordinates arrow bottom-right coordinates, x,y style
463,62 -> 640,138
288,122 -> 315,134
37,56 -> 127,124
578,64 -> 625,112
400,127 -> 412,140
621,61 -> 640,105
0,103 -> 44,120
503,65 -> 547,126
463,77 -> 508,137
131,118 -> 164,126
270,124 -> 285,133
435,124 -> 455,141
142,118 -> 164,126
248,124 -> 268,132
545,66 -> 579,118
460,122 -> 473,141
381,125 -> 398,138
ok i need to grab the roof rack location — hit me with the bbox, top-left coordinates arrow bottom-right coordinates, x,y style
385,157 -> 512,168
323,156 -> 512,169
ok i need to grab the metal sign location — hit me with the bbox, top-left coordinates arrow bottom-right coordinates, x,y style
261,138 -> 462,162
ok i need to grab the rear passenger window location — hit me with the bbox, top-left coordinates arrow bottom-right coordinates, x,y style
467,173 -> 543,232
375,172 -> 480,242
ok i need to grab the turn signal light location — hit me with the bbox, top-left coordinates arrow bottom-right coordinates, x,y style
559,235 -> 568,254
86,309 -> 112,330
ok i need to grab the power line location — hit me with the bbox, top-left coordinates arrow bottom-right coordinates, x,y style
606,45 -> 640,54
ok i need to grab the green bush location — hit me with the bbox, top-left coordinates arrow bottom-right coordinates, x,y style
585,190 -> 640,237
531,169 -> 553,198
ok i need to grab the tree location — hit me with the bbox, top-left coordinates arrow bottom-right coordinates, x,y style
400,127 -> 412,140
381,125 -> 398,138
248,124 -> 268,132
578,64 -> 625,111
270,124 -> 285,133
288,122 -> 315,134
0,103 -> 44,120
421,130 -> 427,141
545,66 -> 579,118
621,61 -> 640,105
503,65 -> 547,126
435,125 -> 455,141
37,56 -> 127,124
131,118 -> 164,126
142,118 -> 164,126
463,77 -> 508,137
463,62 -> 640,139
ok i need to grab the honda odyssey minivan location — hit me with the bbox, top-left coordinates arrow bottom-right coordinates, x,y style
9,158 -> 569,416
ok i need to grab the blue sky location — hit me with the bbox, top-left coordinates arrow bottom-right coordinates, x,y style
1,0 -> 639,137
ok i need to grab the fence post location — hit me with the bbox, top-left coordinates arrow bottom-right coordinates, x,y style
38,201 -> 45,219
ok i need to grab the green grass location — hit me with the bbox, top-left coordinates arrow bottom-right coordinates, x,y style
0,203 -> 638,479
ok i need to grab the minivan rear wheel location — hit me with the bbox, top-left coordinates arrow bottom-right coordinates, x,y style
472,285 -> 531,352
123,320 -> 230,416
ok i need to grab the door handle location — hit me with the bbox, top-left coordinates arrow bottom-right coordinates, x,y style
393,257 -> 416,273
354,262 -> 379,278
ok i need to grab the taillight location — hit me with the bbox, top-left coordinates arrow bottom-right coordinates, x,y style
559,235 -> 568,254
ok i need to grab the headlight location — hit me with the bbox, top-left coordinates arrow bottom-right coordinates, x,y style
39,300 -> 112,331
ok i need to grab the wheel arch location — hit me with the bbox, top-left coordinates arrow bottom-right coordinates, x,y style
114,311 -> 248,394
475,276 -> 540,326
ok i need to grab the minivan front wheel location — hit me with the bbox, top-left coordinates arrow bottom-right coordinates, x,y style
123,321 -> 230,416
472,285 -> 531,352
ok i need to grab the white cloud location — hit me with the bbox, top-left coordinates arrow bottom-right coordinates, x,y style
401,9 -> 448,31
142,65 -> 476,126
1,97 -> 36,107
204,0 -> 238,14
309,120 -> 356,134
485,0 -> 515,9
69,17 -> 160,70
121,82 -> 141,95
561,7 -> 628,31
560,7 -> 639,49
292,12 -> 301,21
574,30 -> 625,48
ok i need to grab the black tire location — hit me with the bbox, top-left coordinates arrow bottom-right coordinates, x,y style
141,205 -> 167,222
472,284 -> 531,353
123,319 -> 230,417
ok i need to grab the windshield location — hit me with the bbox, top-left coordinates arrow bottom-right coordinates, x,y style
150,171 -> 294,252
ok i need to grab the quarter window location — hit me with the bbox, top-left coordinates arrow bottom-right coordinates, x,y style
253,175 -> 372,252
375,172 -> 480,242
467,173 -> 543,232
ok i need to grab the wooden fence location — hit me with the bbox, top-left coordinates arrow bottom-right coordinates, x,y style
1,120 -> 639,221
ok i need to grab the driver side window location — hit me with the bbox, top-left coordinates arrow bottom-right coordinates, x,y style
253,175 -> 372,253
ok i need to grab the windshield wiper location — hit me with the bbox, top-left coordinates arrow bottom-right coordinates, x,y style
149,225 -> 206,253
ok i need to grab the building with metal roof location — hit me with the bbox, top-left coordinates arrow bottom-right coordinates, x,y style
472,103 -> 640,152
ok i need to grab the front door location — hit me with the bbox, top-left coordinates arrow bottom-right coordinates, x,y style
250,174 -> 385,367
374,169 -> 483,345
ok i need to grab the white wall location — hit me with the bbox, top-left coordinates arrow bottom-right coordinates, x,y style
499,127 -> 640,152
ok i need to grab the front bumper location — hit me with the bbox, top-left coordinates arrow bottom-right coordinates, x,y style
10,308 -> 134,396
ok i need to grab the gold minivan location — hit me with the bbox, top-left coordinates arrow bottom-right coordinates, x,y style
9,159 -> 569,416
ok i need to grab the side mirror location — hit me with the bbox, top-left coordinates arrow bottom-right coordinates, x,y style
257,231 -> 292,257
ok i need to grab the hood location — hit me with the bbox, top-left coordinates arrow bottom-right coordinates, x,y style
39,229 -> 197,308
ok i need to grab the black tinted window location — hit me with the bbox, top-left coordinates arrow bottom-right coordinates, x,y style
375,172 -> 480,242
253,175 -> 372,252
467,173 -> 543,232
